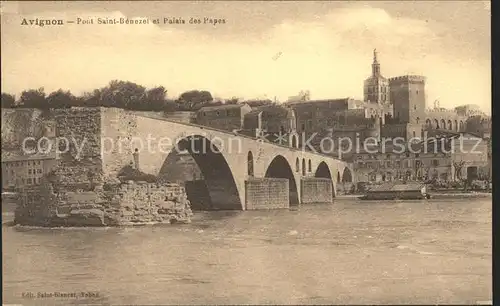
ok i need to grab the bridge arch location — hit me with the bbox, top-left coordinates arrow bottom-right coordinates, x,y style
314,161 -> 336,198
342,167 -> 353,182
265,155 -> 299,205
158,135 -> 242,210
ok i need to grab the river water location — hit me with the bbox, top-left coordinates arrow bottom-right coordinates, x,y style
2,198 -> 492,305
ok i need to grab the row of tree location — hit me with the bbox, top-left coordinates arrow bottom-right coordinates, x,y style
0,80 -> 253,112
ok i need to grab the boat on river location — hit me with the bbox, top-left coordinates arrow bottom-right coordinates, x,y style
359,182 -> 430,200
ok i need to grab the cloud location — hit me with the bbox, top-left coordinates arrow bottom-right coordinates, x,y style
1,5 -> 491,113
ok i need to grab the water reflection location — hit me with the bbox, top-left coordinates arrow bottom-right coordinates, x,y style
3,198 -> 492,305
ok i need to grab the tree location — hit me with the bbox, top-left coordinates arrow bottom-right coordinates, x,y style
81,89 -> 102,107
144,86 -> 168,111
245,99 -> 273,107
98,80 -> 147,109
46,89 -> 76,109
1,93 -> 16,108
453,160 -> 466,180
178,90 -> 213,110
414,160 -> 425,181
225,97 -> 239,104
19,88 -> 46,109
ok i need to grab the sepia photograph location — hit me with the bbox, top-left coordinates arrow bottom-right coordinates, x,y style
1,1 -> 492,305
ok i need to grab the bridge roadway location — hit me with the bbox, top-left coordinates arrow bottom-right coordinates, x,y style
101,108 -> 353,210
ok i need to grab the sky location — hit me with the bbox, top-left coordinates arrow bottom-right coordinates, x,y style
0,1 -> 491,113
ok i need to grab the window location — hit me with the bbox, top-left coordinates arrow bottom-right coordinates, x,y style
413,131 -> 416,138
27,178 -> 32,185
301,123 -> 305,131
28,169 -> 32,174
396,161 -> 401,168
432,159 -> 439,167
386,154 -> 391,159
37,169 -> 42,174
414,105 -> 417,110
416,90 -> 419,95
216,111 -> 220,116
307,120 -> 313,129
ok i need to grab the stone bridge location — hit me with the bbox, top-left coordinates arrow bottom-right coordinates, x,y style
98,108 -> 353,210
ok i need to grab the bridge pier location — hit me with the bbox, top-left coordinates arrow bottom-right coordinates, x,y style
245,178 -> 290,210
300,178 -> 334,204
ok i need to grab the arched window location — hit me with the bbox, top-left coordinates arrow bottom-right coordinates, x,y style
247,151 -> 254,176
308,160 -> 312,172
295,158 -> 300,172
416,117 -> 420,124
291,134 -> 298,148
302,159 -> 306,176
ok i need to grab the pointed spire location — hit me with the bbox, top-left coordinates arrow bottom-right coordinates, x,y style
372,48 -> 381,76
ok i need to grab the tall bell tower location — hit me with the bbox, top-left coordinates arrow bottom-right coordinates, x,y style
363,49 -> 390,106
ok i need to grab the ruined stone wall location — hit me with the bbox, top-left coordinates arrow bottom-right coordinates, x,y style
245,178 -> 289,210
100,108 -> 139,180
53,107 -> 105,188
300,178 -> 333,203
15,181 -> 192,227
